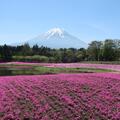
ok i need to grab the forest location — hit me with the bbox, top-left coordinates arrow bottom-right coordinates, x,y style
0,39 -> 120,62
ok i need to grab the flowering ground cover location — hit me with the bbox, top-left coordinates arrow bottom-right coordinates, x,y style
0,73 -> 120,120
0,63 -> 114,76
39,63 -> 120,72
4,62 -> 120,72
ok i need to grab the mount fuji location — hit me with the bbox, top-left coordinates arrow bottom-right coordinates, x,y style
20,28 -> 87,48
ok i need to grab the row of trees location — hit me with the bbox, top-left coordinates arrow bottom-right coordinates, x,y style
0,39 -> 120,62
88,39 -> 120,61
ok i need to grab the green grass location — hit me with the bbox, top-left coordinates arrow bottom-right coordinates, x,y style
34,66 -> 115,74
81,61 -> 120,65
0,64 -> 116,76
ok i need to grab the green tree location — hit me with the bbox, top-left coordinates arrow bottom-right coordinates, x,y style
1,44 -> 12,61
32,44 -> 39,55
88,41 -> 103,61
22,43 -> 32,56
103,39 -> 116,61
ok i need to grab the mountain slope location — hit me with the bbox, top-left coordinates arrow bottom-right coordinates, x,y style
22,28 -> 88,48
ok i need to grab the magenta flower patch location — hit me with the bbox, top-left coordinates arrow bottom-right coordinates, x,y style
0,73 -> 119,119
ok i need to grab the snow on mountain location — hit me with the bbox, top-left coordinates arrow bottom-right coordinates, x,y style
18,28 -> 88,48
45,28 -> 64,39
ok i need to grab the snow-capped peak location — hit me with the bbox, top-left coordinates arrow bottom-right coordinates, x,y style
45,28 -> 65,39
15,27 -> 88,48
47,28 -> 64,35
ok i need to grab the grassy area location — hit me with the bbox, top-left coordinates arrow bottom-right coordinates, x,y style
81,61 -> 120,65
34,66 -> 115,74
0,63 -> 116,76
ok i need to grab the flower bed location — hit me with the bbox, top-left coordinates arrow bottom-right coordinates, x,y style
4,62 -> 120,71
40,63 -> 120,71
0,73 -> 120,119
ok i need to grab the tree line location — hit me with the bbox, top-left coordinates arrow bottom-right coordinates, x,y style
0,39 -> 120,62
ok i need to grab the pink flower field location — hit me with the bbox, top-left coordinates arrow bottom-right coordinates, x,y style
6,62 -> 120,71
0,73 -> 120,120
39,63 -> 120,72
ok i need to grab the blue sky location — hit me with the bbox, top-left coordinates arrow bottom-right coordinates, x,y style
0,0 -> 120,44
